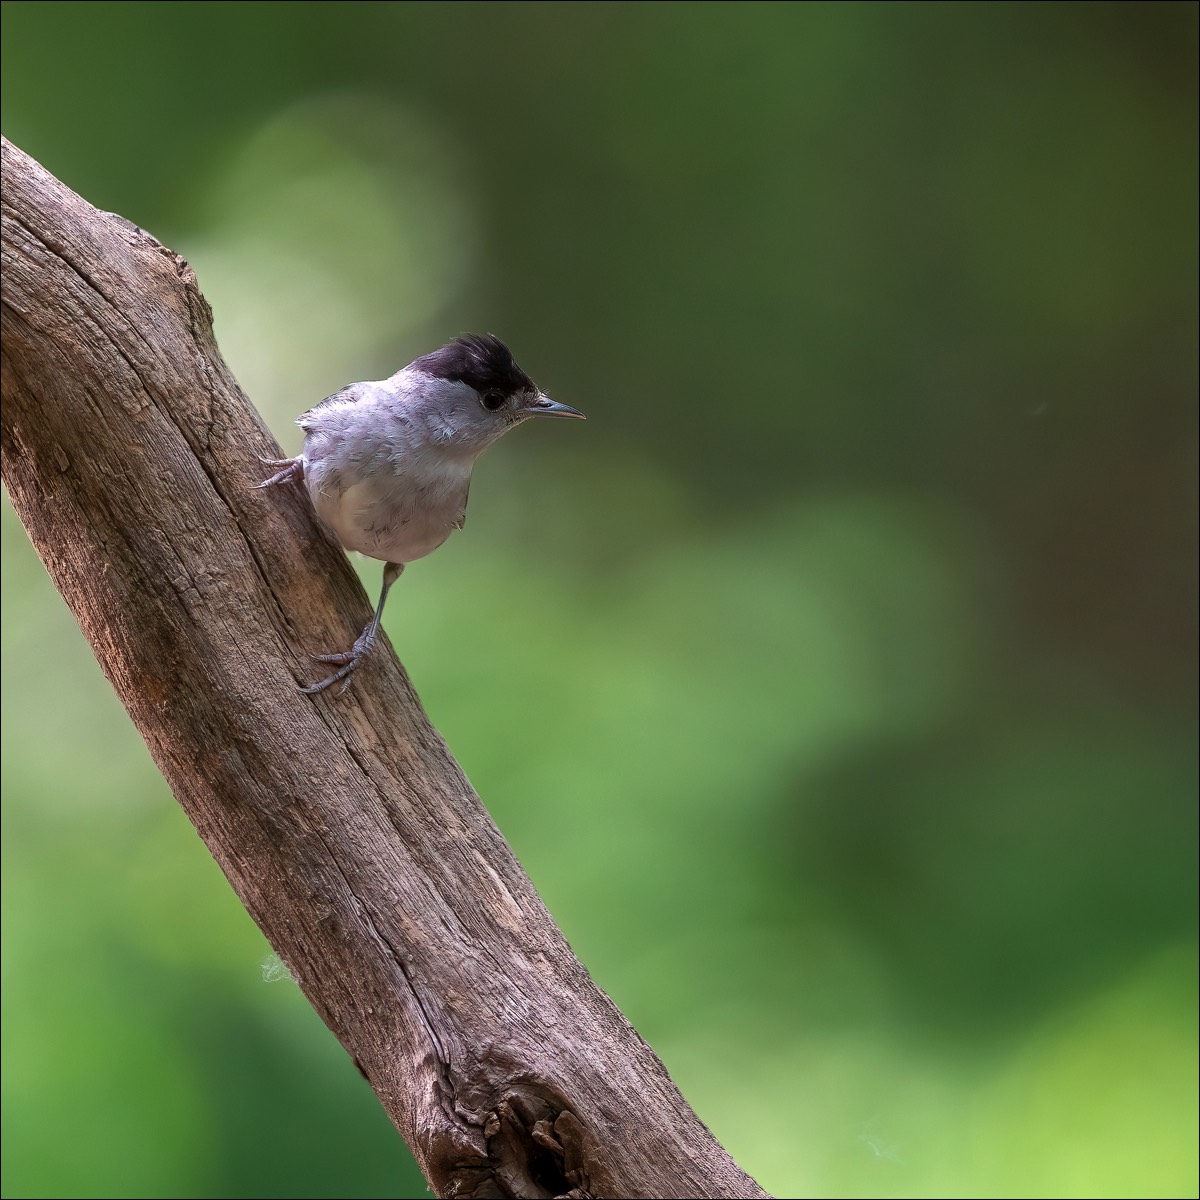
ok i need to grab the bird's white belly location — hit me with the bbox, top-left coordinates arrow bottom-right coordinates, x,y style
309,468 -> 468,565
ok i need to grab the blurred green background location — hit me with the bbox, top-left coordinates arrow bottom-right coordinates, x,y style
2,3 -> 1196,1198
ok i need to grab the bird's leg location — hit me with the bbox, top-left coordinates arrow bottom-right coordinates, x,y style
253,456 -> 304,489
302,561 -> 405,696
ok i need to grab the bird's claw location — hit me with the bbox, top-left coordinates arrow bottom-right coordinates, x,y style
302,634 -> 376,694
300,655 -> 364,696
253,456 -> 304,490
310,650 -> 357,666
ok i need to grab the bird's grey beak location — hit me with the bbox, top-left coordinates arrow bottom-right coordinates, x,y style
527,393 -> 586,420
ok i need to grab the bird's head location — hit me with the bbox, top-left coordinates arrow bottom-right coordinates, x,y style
405,333 -> 584,457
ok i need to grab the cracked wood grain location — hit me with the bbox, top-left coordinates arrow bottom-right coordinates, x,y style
0,136 -> 771,1200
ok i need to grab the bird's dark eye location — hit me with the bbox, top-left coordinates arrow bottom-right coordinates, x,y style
481,389 -> 506,411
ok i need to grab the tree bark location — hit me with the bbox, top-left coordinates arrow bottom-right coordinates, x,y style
0,137 -> 769,1200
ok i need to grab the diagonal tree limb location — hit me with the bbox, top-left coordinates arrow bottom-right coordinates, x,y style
0,137 -> 769,1200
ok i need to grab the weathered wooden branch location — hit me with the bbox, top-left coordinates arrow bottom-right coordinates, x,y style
0,137 -> 768,1200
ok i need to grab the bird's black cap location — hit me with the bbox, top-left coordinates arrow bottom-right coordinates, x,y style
412,333 -> 536,397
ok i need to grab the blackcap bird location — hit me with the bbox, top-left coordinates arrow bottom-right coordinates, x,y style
258,333 -> 584,694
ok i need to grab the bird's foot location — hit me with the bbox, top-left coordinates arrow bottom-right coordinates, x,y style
253,456 -> 304,489
301,631 -> 376,696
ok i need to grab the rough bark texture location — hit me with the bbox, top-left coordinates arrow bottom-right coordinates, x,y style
0,138 -> 769,1200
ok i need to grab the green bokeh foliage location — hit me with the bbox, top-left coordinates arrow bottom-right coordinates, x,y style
2,3 -> 1196,1197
